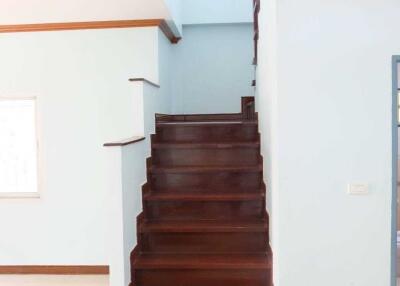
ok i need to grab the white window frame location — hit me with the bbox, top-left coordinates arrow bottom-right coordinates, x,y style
0,95 -> 41,198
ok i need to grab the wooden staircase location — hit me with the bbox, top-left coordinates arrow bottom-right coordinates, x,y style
130,97 -> 272,286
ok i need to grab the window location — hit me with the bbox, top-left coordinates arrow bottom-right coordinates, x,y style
0,98 -> 39,196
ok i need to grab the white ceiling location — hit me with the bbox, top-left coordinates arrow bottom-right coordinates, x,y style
0,0 -> 252,36
0,0 -> 170,25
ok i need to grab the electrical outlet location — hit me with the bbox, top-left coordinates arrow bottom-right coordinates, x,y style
347,183 -> 369,195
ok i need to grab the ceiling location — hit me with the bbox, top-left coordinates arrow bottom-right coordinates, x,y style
0,0 -> 252,36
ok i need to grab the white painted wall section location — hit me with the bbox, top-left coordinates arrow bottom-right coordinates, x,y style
0,27 -> 159,284
163,0 -> 182,35
0,0 -> 169,25
255,0 -> 279,283
109,29 -> 174,286
257,0 -> 400,285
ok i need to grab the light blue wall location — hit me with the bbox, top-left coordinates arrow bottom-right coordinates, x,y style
182,0 -> 253,25
172,24 -> 254,114
164,0 -> 182,36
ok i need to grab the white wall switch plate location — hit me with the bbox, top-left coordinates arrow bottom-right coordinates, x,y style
347,183 -> 369,195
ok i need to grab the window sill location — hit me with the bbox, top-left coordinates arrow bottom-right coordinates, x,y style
0,192 -> 40,199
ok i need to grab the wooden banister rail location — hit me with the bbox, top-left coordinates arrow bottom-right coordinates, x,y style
103,136 -> 145,147
241,97 -> 256,120
253,0 -> 261,65
129,78 -> 160,88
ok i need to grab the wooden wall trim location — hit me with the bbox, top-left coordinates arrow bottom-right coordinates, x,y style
0,19 -> 180,44
0,265 -> 109,275
104,136 -> 145,147
159,20 -> 181,44
129,78 -> 160,88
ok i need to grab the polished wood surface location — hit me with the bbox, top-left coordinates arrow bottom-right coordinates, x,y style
155,121 -> 259,142
158,20 -> 181,44
103,136 -> 145,147
0,19 -> 180,44
242,96 -> 257,120
129,97 -> 272,285
0,265 -> 109,275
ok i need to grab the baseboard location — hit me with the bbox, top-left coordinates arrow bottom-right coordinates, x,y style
0,265 -> 109,275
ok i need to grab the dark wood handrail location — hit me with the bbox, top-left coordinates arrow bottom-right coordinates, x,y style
103,136 -> 145,147
129,78 -> 160,88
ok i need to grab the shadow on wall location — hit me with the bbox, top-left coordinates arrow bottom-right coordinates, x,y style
171,24 -> 255,114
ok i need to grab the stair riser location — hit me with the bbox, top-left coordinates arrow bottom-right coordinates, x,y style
155,125 -> 258,142
140,232 -> 269,253
145,201 -> 264,220
133,269 -> 271,286
150,171 -> 262,192
156,113 -> 244,122
153,148 -> 259,167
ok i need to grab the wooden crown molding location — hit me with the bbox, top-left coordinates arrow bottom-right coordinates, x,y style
0,19 -> 180,44
159,20 -> 181,44
0,265 -> 109,275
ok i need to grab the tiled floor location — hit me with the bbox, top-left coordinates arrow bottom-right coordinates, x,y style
0,275 -> 109,286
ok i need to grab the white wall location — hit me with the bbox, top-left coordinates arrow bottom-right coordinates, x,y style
182,0 -> 253,25
254,0 -> 279,282
257,1 -> 400,285
0,27 -> 159,271
120,139 -> 146,286
119,29 -> 174,286
172,24 -> 254,114
0,0 -> 169,25
163,0 -> 182,35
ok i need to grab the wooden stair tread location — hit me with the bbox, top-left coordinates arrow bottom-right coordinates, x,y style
156,120 -> 258,127
156,113 -> 245,123
143,192 -> 265,201
132,253 -> 271,270
140,220 -> 268,233
149,165 -> 262,174
152,141 -> 260,149
130,98 -> 272,285
148,185 -> 265,193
